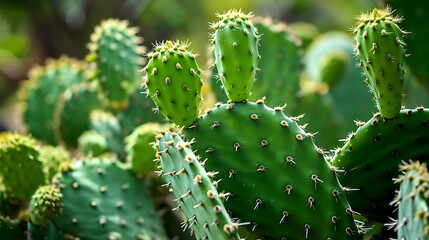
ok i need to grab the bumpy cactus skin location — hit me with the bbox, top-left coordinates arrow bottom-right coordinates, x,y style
87,19 -> 143,109
50,158 -> 168,240
39,145 -> 71,184
332,107 -> 429,221
390,161 -> 429,239
0,133 -> 44,200
211,9 -> 260,102
21,57 -> 86,145
144,40 -> 202,127
155,130 -> 241,240
354,8 -> 407,119
29,185 -> 63,226
184,101 -> 361,239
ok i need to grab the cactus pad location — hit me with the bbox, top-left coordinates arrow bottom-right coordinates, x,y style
211,9 -> 260,102
29,185 -> 63,226
354,7 -> 407,119
144,40 -> 203,127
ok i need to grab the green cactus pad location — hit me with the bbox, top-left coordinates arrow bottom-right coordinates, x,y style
87,19 -> 144,109
51,158 -> 168,240
20,57 -> 86,145
0,133 -> 44,200
354,7 -> 407,119
332,107 -> 429,221
211,9 -> 260,102
125,122 -> 168,176
53,83 -> 105,147
155,129 -> 241,240
77,131 -> 108,157
89,110 -> 124,158
389,161 -> 429,239
29,185 -> 63,226
144,40 -> 202,127
183,101 -> 362,239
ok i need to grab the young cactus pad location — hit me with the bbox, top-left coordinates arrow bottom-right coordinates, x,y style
390,161 -> 429,239
51,158 -> 168,240
211,9 -> 260,102
144,40 -> 202,127
183,101 -> 362,239
155,130 -> 241,240
87,19 -> 144,108
0,133 -> 44,200
354,7 -> 407,119
332,107 -> 429,221
29,185 -> 63,226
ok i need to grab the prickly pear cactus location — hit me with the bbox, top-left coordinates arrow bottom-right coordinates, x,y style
53,82 -> 104,147
155,129 -> 241,240
184,101 -> 362,239
77,131 -> 108,157
125,122 -> 167,176
87,19 -> 144,109
211,9 -> 260,102
332,107 -> 429,221
29,185 -> 63,226
143,40 -> 203,127
0,216 -> 26,240
39,145 -> 71,183
49,158 -> 168,240
353,7 -> 408,119
20,57 -> 86,145
0,133 -> 44,200
389,161 -> 429,239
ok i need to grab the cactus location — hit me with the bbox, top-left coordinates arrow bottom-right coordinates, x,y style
183,101 -> 362,239
143,40 -> 203,127
332,107 -> 429,221
77,130 -> 109,157
29,185 -> 63,226
389,161 -> 429,239
353,7 -> 408,119
0,216 -> 26,240
87,19 -> 144,109
45,158 -> 169,239
39,145 -> 71,184
155,129 -> 241,239
20,57 -> 86,145
211,9 -> 260,102
53,82 -> 105,147
0,133 -> 44,200
125,122 -> 168,176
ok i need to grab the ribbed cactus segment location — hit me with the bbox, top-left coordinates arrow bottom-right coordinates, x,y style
39,145 -> 71,183
54,83 -> 104,147
211,9 -> 260,102
354,7 -> 407,119
184,101 -> 362,239
87,19 -> 143,109
390,161 -> 429,239
0,133 -> 44,200
21,57 -> 86,145
143,40 -> 202,127
332,107 -> 429,221
51,158 -> 168,240
77,131 -> 108,157
155,130 -> 241,240
251,18 -> 302,107
29,185 -> 63,226
125,122 -> 167,176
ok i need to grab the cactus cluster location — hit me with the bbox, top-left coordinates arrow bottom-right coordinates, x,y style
2,4 -> 429,240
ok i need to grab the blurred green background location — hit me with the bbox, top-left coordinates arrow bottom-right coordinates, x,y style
0,0 -> 380,132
